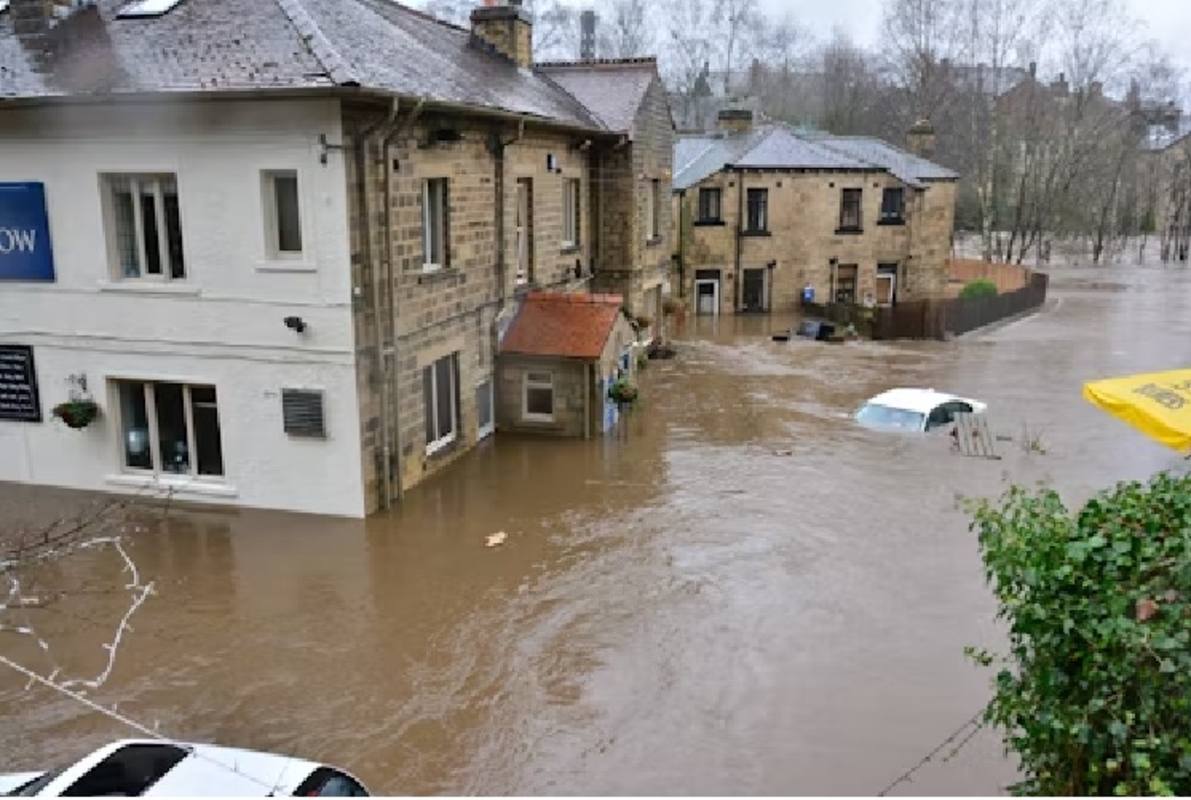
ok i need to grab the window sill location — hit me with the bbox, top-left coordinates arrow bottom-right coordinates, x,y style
256,259 -> 317,273
693,219 -> 725,227
522,414 -> 556,424
418,267 -> 461,285
105,473 -> 238,499
645,236 -> 664,247
97,280 -> 201,297
835,227 -> 865,235
877,219 -> 906,227
425,434 -> 459,459
560,245 -> 582,255
740,230 -> 771,238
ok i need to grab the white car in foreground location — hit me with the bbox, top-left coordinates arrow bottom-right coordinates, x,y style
0,740 -> 370,797
854,388 -> 987,433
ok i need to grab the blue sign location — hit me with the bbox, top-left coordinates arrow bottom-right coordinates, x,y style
0,182 -> 56,282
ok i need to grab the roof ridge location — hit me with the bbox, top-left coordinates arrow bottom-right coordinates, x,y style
275,0 -> 358,86
536,57 -> 658,69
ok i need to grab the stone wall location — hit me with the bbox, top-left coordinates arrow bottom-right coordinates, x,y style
677,168 -> 957,314
496,356 -> 588,438
344,103 -> 603,511
592,75 -> 675,324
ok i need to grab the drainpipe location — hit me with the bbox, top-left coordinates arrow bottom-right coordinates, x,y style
583,362 -> 592,441
735,168 -> 744,313
677,188 -> 686,299
380,97 -> 426,504
355,100 -> 398,510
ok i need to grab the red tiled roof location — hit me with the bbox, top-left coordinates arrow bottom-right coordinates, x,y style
499,292 -> 625,359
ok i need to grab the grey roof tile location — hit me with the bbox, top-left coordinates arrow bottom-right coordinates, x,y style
806,134 -> 960,185
0,0 -> 603,128
536,59 -> 656,134
674,125 -> 869,190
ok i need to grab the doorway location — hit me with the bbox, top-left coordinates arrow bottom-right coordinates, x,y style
877,263 -> 898,305
741,268 -> 766,313
695,279 -> 720,316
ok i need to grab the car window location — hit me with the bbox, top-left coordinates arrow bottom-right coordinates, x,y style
61,744 -> 188,797
4,769 -> 65,797
293,769 -> 369,797
855,402 -> 924,431
925,405 -> 952,430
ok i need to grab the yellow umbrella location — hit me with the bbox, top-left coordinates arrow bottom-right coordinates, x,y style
1083,369 -> 1191,452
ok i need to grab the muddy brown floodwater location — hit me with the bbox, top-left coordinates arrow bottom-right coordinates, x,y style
3,266 -> 1190,796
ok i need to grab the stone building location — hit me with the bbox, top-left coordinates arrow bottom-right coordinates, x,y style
496,292 -> 637,438
672,111 -> 957,315
0,0 -> 674,517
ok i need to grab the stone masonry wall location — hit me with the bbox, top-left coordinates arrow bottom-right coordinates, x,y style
345,103 -> 601,511
496,356 -> 587,438
593,75 -> 675,325
678,167 -> 957,314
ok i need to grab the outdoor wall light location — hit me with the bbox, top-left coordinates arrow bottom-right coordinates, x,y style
284,316 -> 307,334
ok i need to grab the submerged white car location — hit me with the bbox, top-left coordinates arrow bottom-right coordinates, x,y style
0,739 -> 370,797
854,388 -> 987,433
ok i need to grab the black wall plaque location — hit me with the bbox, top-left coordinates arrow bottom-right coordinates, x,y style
0,345 -> 42,423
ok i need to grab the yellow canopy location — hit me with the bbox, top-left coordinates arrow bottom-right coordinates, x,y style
1083,369 -> 1191,452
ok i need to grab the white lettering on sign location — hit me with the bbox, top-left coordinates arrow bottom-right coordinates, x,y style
0,228 -> 37,254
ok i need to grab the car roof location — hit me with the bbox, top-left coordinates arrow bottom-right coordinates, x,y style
18,739 -> 348,796
866,388 -> 975,415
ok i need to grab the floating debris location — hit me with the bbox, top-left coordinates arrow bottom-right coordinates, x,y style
485,531 -> 508,548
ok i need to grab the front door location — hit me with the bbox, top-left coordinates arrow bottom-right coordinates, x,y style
877,263 -> 897,305
695,279 -> 719,316
741,268 -> 766,312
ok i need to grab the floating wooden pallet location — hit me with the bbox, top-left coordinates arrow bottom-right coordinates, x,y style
953,412 -> 1000,459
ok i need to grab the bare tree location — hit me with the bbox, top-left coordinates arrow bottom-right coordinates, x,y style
598,0 -> 655,59
880,0 -> 962,125
715,0 -> 759,95
1,492 -> 166,694
659,0 -> 719,129
746,13 -> 817,124
819,30 -> 885,136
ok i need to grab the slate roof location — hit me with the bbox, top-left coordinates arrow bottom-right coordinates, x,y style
536,58 -> 657,135
674,123 -> 959,190
499,292 -> 625,359
807,135 -> 959,187
0,0 -> 602,129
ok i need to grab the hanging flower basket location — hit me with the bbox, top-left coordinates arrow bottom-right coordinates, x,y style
53,398 -> 100,430
607,378 -> 639,406
633,315 -> 654,331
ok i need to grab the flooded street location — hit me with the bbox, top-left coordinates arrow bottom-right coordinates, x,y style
3,265 -> 1190,795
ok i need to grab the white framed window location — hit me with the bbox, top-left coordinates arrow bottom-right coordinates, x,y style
563,178 -> 581,247
523,371 -> 555,422
422,178 -> 449,272
103,174 -> 186,280
262,170 -> 303,258
423,353 -> 458,454
115,380 -> 223,478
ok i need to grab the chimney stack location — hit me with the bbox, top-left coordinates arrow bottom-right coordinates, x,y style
9,0 -> 97,70
717,108 -> 754,135
907,118 -> 936,159
471,0 -> 533,70
579,9 -> 596,61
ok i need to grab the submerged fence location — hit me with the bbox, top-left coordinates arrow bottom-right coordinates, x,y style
804,272 -> 1049,341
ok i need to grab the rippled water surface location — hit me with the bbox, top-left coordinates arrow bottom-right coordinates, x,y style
3,266 -> 1190,795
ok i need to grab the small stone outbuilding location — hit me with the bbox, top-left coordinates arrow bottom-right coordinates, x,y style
497,292 -> 637,438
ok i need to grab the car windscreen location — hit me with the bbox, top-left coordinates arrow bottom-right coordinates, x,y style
854,402 -> 924,431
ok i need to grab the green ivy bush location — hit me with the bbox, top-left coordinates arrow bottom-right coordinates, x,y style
968,472 -> 1191,795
